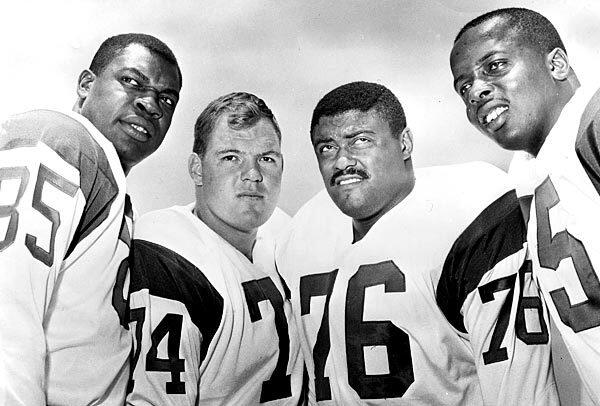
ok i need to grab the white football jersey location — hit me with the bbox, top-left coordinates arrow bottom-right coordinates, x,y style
0,110 -> 132,405
126,204 -> 305,406
510,85 -> 600,404
278,162 -> 558,405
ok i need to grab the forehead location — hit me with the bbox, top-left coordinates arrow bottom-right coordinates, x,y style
312,109 -> 390,140
451,17 -> 522,67
105,43 -> 181,90
207,116 -> 281,152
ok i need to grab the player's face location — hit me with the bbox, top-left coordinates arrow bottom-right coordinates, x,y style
78,43 -> 181,174
198,117 -> 283,232
312,109 -> 412,221
450,18 -> 557,155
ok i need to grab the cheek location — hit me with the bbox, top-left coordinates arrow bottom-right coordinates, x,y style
317,160 -> 334,178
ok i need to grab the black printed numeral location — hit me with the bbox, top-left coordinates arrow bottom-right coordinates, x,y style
300,261 -> 414,401
536,176 -> 600,332
146,313 -> 186,394
243,277 -> 292,403
0,165 -> 78,266
478,260 -> 549,365
0,167 -> 29,251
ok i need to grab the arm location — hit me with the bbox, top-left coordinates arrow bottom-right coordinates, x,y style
437,191 -> 558,406
126,238 -> 223,406
0,115 -> 84,405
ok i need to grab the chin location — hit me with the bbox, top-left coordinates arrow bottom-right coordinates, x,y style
333,200 -> 369,220
492,133 -> 529,152
240,208 -> 273,229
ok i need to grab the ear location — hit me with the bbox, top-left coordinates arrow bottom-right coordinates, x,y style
547,48 -> 570,81
76,69 -> 96,101
188,153 -> 203,186
400,127 -> 413,160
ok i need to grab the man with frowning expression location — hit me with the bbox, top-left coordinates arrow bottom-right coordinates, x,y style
277,81 -> 558,405
450,7 -> 600,403
126,92 -> 304,405
0,34 -> 181,405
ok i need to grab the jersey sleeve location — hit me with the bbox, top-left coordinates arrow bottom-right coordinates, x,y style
437,190 -> 559,406
0,111 -> 104,405
126,238 -> 224,406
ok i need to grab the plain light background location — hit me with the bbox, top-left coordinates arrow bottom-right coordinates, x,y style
2,0 -> 599,403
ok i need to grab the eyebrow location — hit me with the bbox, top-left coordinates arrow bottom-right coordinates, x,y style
216,148 -> 282,157
343,129 -> 374,139
262,150 -> 283,158
122,67 -> 180,98
312,136 -> 333,147
312,129 -> 374,146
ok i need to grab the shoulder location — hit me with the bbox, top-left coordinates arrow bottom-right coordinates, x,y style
285,189 -> 347,248
417,161 -> 510,197
134,205 -> 198,243
258,206 -> 292,242
1,110 -> 103,166
132,205 -> 219,279
291,189 -> 343,229
130,207 -> 224,311
436,189 -> 526,332
414,162 -> 513,232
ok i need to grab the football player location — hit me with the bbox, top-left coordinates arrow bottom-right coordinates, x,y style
126,92 -> 304,405
450,7 -> 600,403
0,34 -> 181,405
277,81 -> 558,405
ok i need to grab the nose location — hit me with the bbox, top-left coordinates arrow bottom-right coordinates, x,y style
242,160 -> 263,182
334,148 -> 357,171
135,92 -> 163,120
469,79 -> 493,105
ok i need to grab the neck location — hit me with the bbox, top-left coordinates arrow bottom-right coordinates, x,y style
529,75 -> 581,156
72,101 -> 132,176
193,202 -> 257,261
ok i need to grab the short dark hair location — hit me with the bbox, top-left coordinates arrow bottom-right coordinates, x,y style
454,8 -> 566,56
193,92 -> 281,156
310,81 -> 407,138
89,33 -> 182,86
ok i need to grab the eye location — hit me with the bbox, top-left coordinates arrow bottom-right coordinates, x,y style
352,137 -> 371,147
260,156 -> 276,163
222,155 -> 238,162
122,76 -> 141,87
459,82 -> 472,96
318,144 -> 337,156
488,60 -> 506,72
160,95 -> 176,107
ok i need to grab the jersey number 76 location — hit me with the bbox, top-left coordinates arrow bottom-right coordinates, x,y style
299,260 -> 414,401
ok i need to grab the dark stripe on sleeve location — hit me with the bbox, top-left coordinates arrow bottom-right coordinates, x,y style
0,110 -> 120,258
436,190 -> 526,333
129,239 -> 224,363
576,89 -> 600,197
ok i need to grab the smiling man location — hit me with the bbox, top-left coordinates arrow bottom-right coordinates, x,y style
277,81 -> 558,405
450,7 -> 600,403
126,92 -> 304,405
0,34 -> 181,405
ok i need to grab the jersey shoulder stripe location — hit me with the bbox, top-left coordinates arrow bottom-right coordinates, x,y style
436,190 -> 526,332
129,238 -> 224,362
575,88 -> 600,197
0,109 -> 121,258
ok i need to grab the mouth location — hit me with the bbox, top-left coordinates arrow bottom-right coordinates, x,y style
237,192 -> 264,200
478,104 -> 509,129
333,174 -> 366,187
121,117 -> 154,142
484,106 -> 508,124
